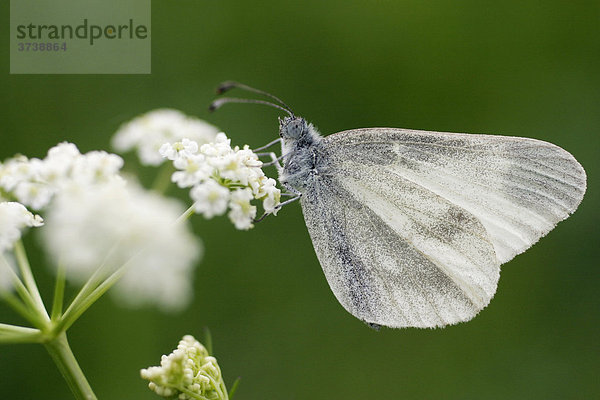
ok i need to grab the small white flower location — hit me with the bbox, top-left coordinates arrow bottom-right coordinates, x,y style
199,132 -> 233,158
12,181 -> 55,210
171,154 -> 212,188
0,201 -> 44,253
214,132 -> 230,145
141,335 -> 228,400
228,188 -> 256,230
208,147 -> 262,188
70,151 -> 124,186
0,156 -> 37,192
113,109 -> 189,163
40,143 -> 80,185
112,109 -> 219,166
190,181 -> 230,218
260,178 -> 282,215
47,142 -> 81,160
236,145 -> 263,168
210,152 -> 245,183
159,138 -> 199,162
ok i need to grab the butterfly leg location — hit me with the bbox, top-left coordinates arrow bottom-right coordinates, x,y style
276,194 -> 302,208
253,192 -> 302,223
254,151 -> 283,167
252,138 -> 281,152
261,152 -> 286,175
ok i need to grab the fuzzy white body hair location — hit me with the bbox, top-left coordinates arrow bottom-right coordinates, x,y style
278,119 -> 327,192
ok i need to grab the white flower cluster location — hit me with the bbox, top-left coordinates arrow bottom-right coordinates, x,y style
0,142 -> 123,211
40,180 -> 201,311
160,133 -> 281,230
141,335 -> 228,400
112,109 -> 220,166
0,141 -> 201,311
0,202 -> 43,253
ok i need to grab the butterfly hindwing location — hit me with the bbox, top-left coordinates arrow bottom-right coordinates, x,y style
300,164 -> 499,328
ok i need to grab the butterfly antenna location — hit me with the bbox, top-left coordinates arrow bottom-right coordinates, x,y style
216,81 -> 295,116
209,97 -> 294,117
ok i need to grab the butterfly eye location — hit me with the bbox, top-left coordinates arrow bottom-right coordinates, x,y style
284,119 -> 305,139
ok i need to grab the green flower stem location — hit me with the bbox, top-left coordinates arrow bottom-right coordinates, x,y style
0,323 -> 42,343
0,333 -> 41,344
204,327 -> 213,355
0,291 -> 45,328
177,202 -> 197,223
56,280 -> 98,332
58,241 -> 124,330
0,322 -> 39,334
59,202 -> 197,331
0,253 -> 44,326
14,240 -> 49,320
152,162 -> 175,194
206,370 -> 228,400
228,378 -> 241,400
44,332 -> 97,400
176,386 -> 211,400
2,241 -> 101,399
57,264 -> 127,332
51,264 -> 66,321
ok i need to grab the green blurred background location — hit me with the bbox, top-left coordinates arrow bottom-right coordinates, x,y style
1,1 -> 599,399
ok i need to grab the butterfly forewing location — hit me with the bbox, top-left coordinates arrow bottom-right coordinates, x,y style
324,128 -> 586,264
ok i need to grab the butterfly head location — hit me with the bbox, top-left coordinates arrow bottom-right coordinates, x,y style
279,116 -> 308,140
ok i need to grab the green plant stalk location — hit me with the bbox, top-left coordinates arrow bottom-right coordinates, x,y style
51,264 -> 66,321
57,263 -> 127,332
0,332 -> 42,344
206,370 -> 228,400
151,162 -> 175,194
0,291 -> 44,328
59,255 -> 116,328
44,332 -> 97,400
0,323 -> 42,344
228,378 -> 241,400
3,244 -> 97,399
177,202 -> 197,223
176,386 -> 211,400
0,322 -> 40,334
59,203 -> 197,331
14,240 -> 49,320
0,254 -> 46,327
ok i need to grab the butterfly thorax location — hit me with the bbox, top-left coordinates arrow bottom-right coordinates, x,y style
278,116 -> 329,192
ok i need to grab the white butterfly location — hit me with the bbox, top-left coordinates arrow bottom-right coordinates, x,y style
212,82 -> 587,329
